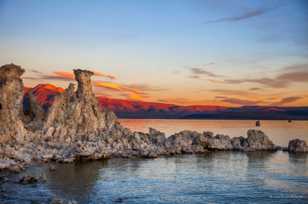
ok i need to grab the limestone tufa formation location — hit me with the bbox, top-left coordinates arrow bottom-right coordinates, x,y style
0,64 -> 26,143
43,69 -> 117,142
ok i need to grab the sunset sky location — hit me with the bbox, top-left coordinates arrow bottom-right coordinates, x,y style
0,0 -> 308,107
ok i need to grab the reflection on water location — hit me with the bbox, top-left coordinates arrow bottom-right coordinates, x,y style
46,161 -> 105,203
1,152 -> 308,204
120,119 -> 308,146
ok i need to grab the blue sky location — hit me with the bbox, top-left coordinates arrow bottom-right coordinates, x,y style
0,0 -> 308,106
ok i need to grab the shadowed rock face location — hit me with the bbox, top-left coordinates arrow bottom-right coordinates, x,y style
43,69 -> 117,142
0,64 -> 26,143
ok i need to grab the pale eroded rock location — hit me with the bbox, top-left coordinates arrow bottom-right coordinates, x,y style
0,64 -> 26,143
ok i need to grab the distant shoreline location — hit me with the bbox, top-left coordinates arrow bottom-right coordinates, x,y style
117,116 -> 308,121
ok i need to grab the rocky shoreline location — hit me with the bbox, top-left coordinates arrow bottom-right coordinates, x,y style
0,64 -> 307,173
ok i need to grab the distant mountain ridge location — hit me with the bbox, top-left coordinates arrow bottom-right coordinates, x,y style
23,84 -> 308,120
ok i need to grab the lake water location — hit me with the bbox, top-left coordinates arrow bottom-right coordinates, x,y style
1,153 -> 308,204
1,119 -> 308,204
120,119 -> 308,146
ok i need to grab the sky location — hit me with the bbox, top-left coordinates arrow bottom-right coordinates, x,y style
0,0 -> 308,107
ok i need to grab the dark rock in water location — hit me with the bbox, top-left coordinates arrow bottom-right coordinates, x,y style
19,175 -> 39,184
49,164 -> 56,171
0,176 -> 9,183
0,159 -> 24,172
255,120 -> 261,127
288,139 -> 308,153
50,198 -> 64,204
50,197 -> 78,204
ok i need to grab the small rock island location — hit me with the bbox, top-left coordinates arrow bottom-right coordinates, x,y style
0,64 -> 307,172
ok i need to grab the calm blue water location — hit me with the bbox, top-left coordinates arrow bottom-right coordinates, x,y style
1,152 -> 308,204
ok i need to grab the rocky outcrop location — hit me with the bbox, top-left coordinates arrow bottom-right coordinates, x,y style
288,139 -> 308,153
0,64 -> 26,143
231,130 -> 275,151
204,133 -> 233,150
0,63 -> 306,173
165,130 -> 205,154
43,70 -> 117,142
246,130 -> 275,150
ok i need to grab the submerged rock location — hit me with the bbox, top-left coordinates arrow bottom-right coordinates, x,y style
50,197 -> 78,204
288,139 -> 308,153
18,174 -> 46,184
0,159 -> 24,172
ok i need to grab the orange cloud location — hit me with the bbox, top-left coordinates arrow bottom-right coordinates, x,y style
52,71 -> 75,80
94,81 -> 147,100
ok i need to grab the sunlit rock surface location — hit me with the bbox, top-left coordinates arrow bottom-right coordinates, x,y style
0,64 -> 26,143
43,69 -> 117,142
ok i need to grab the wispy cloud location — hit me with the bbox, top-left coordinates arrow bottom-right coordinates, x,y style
95,81 -> 146,100
125,84 -> 166,92
250,87 -> 262,91
41,71 -> 75,81
271,96 -> 302,106
190,68 -> 221,77
216,96 -> 260,106
224,78 -> 288,88
204,7 -> 276,24
28,69 -> 43,75
188,64 -> 223,79
224,64 -> 308,88
211,89 -> 252,96
94,81 -> 164,101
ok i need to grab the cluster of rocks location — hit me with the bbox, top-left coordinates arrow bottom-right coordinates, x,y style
0,63 -> 307,172
288,139 -> 308,153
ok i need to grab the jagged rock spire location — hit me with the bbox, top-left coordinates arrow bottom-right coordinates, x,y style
74,69 -> 94,98
44,69 -> 116,142
0,64 -> 26,143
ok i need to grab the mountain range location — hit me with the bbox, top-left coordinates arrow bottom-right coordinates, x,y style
24,84 -> 308,120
